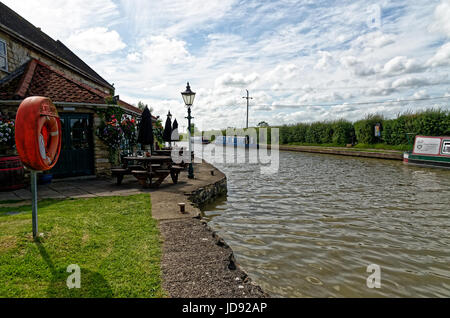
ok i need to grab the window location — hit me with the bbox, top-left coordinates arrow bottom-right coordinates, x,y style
0,38 -> 7,72
442,141 -> 450,155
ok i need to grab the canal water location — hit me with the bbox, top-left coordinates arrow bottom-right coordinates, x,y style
195,144 -> 450,297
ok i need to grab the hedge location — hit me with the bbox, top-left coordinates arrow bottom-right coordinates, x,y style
277,108 -> 449,146
202,109 -> 449,146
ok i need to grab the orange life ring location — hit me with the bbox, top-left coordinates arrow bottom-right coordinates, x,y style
15,96 -> 62,171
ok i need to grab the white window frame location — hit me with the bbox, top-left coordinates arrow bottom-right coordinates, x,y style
0,38 -> 8,72
441,140 -> 450,155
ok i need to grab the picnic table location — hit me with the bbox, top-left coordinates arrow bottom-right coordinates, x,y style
111,155 -> 184,188
153,148 -> 194,160
153,150 -> 172,156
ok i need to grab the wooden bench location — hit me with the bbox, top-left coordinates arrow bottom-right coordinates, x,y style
111,159 -> 185,188
111,163 -> 149,185
111,168 -> 129,185
169,165 -> 185,184
111,165 -> 147,185
128,164 -> 145,170
131,170 -> 154,187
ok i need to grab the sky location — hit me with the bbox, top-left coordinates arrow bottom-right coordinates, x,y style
3,0 -> 450,130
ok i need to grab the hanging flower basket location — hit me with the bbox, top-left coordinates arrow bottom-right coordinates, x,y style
0,117 -> 16,156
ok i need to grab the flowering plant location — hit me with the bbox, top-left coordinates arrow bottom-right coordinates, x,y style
97,114 -> 122,149
0,117 -> 15,147
120,117 -> 137,146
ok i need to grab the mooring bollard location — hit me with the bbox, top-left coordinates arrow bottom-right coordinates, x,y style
178,203 -> 186,213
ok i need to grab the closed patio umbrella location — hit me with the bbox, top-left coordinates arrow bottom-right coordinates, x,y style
171,118 -> 179,141
137,106 -> 154,151
162,111 -> 172,145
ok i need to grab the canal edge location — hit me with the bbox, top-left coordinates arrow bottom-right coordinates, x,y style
157,161 -> 269,298
267,144 -> 403,160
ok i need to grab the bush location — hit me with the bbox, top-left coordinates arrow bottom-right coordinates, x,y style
414,108 -> 449,136
242,108 -> 449,147
354,114 -> 384,144
332,120 -> 354,145
381,109 -> 450,145
305,122 -> 332,143
293,123 -> 308,143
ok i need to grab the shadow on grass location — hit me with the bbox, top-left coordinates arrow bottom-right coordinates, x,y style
36,240 -> 113,298
0,200 -> 63,217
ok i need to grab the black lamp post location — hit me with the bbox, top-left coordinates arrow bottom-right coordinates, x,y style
181,82 -> 196,179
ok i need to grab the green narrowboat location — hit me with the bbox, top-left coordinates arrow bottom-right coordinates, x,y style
403,135 -> 450,169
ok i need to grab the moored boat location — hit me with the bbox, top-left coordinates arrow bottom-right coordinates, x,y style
191,136 -> 211,144
403,135 -> 450,169
214,136 -> 258,148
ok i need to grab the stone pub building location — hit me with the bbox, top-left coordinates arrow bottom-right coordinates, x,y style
0,2 -> 142,179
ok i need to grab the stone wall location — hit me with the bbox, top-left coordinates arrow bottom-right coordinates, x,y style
93,112 -> 112,177
0,104 -> 17,119
0,30 -> 111,94
187,175 -> 227,208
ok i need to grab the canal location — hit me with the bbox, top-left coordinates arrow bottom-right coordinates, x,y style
196,145 -> 450,297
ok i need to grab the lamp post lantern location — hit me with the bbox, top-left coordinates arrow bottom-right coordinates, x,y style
181,82 -> 196,179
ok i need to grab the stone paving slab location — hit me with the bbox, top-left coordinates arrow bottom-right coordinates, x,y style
150,192 -> 199,220
11,188 -> 33,200
0,191 -> 21,201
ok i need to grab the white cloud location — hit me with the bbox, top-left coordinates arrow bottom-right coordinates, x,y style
126,52 -> 142,63
340,56 -> 376,77
426,42 -> 450,67
314,51 -> 333,70
412,89 -> 429,99
66,28 -> 126,54
382,56 -> 425,76
429,0 -> 450,37
1,0 -> 119,40
119,0 -> 237,38
137,36 -> 192,66
215,73 -> 259,88
353,31 -> 396,49
391,76 -> 432,88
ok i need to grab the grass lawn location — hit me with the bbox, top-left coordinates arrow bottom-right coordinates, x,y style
0,194 -> 164,298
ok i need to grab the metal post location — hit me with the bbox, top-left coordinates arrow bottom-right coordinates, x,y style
242,89 -> 253,129
31,171 -> 38,239
246,90 -> 249,129
187,107 -> 194,179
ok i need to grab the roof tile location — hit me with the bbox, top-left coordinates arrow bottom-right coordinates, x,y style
0,59 -> 143,115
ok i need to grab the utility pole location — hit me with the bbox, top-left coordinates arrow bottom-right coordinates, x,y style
242,89 -> 253,129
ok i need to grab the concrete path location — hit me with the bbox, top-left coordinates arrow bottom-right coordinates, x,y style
0,161 -> 222,208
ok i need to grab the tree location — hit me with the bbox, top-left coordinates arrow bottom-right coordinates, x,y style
137,101 -> 146,110
257,121 -> 269,127
136,101 -> 153,112
187,123 -> 198,133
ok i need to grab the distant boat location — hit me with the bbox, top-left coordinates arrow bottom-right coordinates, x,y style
403,135 -> 450,169
191,136 -> 211,144
215,136 -> 258,148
